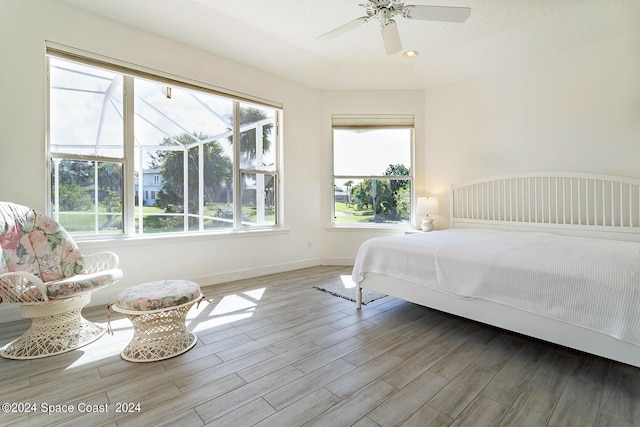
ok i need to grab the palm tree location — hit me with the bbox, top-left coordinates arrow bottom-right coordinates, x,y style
236,107 -> 273,168
344,180 -> 354,206
152,132 -> 232,212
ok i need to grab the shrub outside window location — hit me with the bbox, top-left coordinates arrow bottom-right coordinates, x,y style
47,54 -> 280,236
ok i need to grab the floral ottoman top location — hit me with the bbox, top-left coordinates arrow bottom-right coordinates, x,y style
115,280 -> 201,311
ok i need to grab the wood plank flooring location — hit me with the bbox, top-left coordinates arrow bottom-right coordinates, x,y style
0,265 -> 639,426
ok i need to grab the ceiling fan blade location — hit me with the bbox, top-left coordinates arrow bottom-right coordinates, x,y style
404,5 -> 471,23
381,21 -> 402,55
317,16 -> 370,41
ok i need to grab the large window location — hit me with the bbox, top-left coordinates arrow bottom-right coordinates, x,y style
48,53 -> 280,236
332,115 -> 413,225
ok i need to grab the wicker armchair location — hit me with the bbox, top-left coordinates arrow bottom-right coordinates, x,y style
0,202 -> 123,359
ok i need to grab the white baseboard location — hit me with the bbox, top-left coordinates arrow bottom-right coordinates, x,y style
191,258 -> 325,286
320,257 -> 355,266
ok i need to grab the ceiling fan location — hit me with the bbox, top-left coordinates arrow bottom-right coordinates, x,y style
317,0 -> 471,55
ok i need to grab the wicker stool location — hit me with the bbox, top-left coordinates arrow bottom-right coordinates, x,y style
111,280 -> 202,362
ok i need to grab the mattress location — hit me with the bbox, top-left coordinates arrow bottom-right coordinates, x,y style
352,229 -> 640,346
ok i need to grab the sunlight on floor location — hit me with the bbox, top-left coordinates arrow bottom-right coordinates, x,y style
210,294 -> 257,315
63,287 -> 269,368
186,288 -> 266,333
66,317 -> 132,369
340,275 -> 356,289
243,287 -> 265,300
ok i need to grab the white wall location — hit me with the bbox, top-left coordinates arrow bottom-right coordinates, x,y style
423,32 -> 640,228
1,0 -> 639,321
0,0 -> 328,318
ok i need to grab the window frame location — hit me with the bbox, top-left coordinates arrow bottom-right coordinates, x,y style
45,45 -> 282,239
330,115 -> 415,228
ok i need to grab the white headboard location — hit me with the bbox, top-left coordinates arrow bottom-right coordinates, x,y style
450,172 -> 640,242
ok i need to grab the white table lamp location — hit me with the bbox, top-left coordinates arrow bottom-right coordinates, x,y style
417,196 -> 439,232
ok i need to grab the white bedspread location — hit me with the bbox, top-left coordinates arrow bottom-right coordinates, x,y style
352,229 -> 640,346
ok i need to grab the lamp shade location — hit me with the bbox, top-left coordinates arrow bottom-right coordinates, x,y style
417,196 -> 439,215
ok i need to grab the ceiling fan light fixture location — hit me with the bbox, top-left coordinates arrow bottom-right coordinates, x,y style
317,2 -> 471,56
403,50 -> 419,58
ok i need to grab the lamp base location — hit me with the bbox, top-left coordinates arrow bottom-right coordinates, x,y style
421,216 -> 434,232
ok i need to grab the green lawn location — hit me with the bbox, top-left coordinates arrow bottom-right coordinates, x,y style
334,202 -> 374,224
59,204 -> 275,234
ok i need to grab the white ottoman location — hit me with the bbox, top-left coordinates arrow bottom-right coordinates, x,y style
112,280 -> 203,362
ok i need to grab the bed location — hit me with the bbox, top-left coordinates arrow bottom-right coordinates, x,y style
352,172 -> 640,367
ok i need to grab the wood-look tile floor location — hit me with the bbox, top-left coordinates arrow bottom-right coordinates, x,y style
0,265 -> 639,426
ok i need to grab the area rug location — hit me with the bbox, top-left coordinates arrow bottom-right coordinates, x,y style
313,276 -> 387,305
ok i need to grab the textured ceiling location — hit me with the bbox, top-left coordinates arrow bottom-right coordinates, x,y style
57,0 -> 640,90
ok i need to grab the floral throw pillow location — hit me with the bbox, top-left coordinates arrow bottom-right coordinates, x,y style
0,202 -> 40,278
0,248 -> 7,276
0,202 -> 84,283
31,211 -> 84,282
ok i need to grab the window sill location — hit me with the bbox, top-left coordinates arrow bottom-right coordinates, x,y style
75,227 -> 291,250
324,224 -> 417,233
